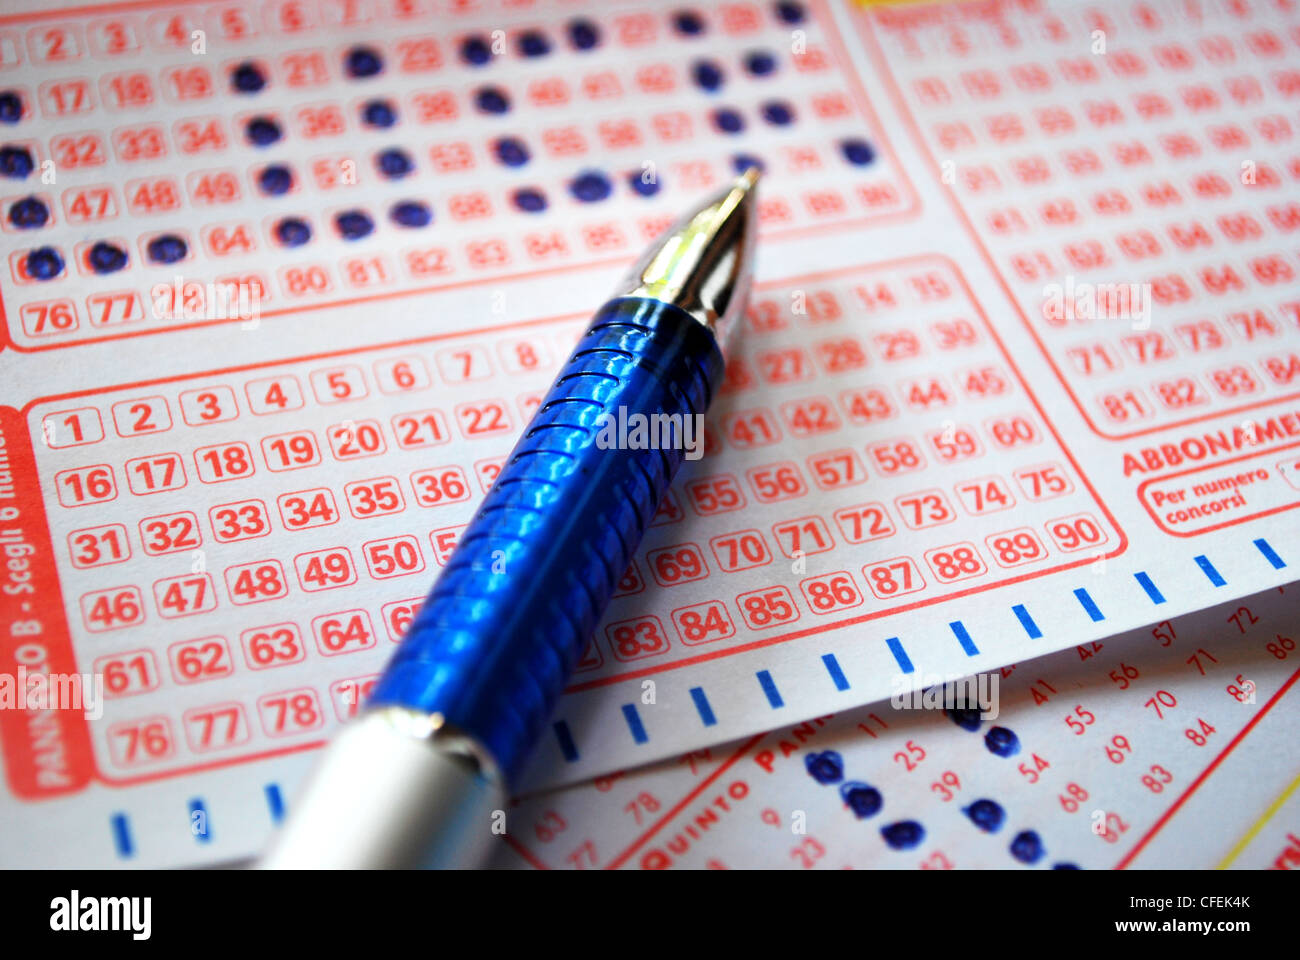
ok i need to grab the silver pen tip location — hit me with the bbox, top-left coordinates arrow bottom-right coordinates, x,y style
615,167 -> 760,346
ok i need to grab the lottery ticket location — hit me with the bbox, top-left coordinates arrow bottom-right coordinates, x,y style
0,0 -> 1297,868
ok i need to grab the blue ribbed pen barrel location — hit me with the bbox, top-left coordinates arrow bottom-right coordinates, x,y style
368,297 -> 725,787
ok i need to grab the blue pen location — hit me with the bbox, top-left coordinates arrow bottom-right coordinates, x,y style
265,169 -> 759,868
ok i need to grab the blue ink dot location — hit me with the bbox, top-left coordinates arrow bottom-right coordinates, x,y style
376,147 -> 414,179
761,100 -> 795,125
275,217 -> 311,247
745,50 -> 778,76
567,18 -> 600,50
361,99 -> 397,128
841,138 -> 876,167
569,170 -> 612,203
0,145 -> 34,178
804,750 -> 843,785
881,820 -> 925,850
840,781 -> 882,819
984,726 -> 1021,758
231,62 -> 266,94
474,86 -> 511,115
1010,830 -> 1045,864
245,117 -> 282,147
24,246 -> 63,280
493,136 -> 530,167
732,153 -> 766,175
774,1 -> 806,25
512,187 -> 547,213
345,46 -> 383,79
673,9 -> 706,35
713,108 -> 745,134
517,30 -> 550,57
335,210 -> 374,240
0,91 -> 24,123
390,200 -> 432,228
461,35 -> 492,66
8,195 -> 49,229
628,171 -> 660,196
88,241 -> 128,273
692,59 -> 725,92
146,234 -> 187,264
257,165 -> 293,196
963,798 -> 1006,833
946,706 -> 982,732
1053,862 -> 1081,870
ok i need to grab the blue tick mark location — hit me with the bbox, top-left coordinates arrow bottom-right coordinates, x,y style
885,636 -> 914,674
512,187 -> 548,213
1254,538 -> 1285,569
474,86 -> 511,114
146,234 -> 187,264
517,30 -> 551,58
840,138 -> 876,167
0,144 -> 34,178
673,9 -> 707,35
840,781 -> 882,819
804,750 -> 843,784
628,171 -> 660,196
8,195 -> 49,229
760,100 -> 795,125
774,1 -> 806,24
1194,554 -> 1226,586
345,46 -> 384,79
621,703 -> 648,744
245,116 -> 282,147
881,820 -> 925,850
712,108 -> 745,134
950,620 -> 979,656
692,59 -> 725,92
0,91 -> 22,123
1134,571 -> 1166,604
257,164 -> 293,196
24,246 -> 63,280
335,210 -> 374,240
189,798 -> 211,842
264,784 -> 285,822
947,705 -> 982,732
567,18 -> 601,51
1053,862 -> 1082,870
1010,830 -> 1045,864
376,147 -> 414,179
494,136 -> 530,167
756,669 -> 783,707
231,61 -> 266,93
570,170 -> 612,203
1073,587 -> 1105,621
963,798 -> 1005,832
984,726 -> 1021,758
275,217 -> 311,247
821,653 -> 849,691
361,98 -> 397,128
1013,604 -> 1042,639
745,50 -> 778,76
460,35 -> 492,66
89,241 -> 129,273
553,720 -> 579,762
690,686 -> 716,726
111,813 -> 134,858
390,200 -> 432,228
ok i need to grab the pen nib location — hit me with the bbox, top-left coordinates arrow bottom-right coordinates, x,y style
616,167 -> 760,345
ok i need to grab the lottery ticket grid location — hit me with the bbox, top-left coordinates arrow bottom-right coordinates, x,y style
0,0 -> 917,351
856,0 -> 1300,534
494,585 -> 1300,870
